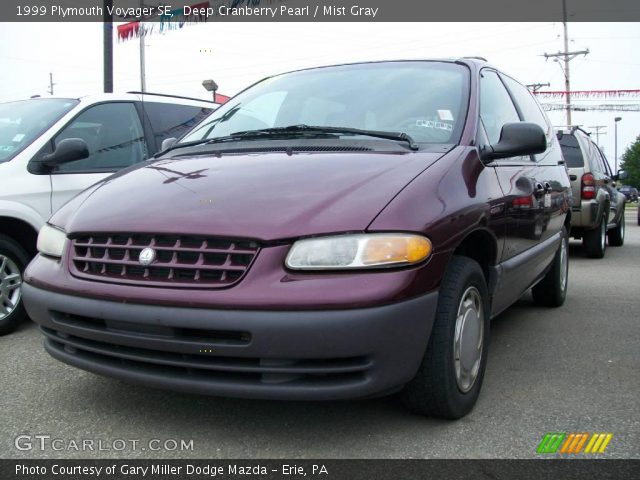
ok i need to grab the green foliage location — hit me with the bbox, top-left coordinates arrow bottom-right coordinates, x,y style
620,134 -> 640,189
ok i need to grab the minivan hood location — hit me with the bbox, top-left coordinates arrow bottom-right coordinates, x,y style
60,151 -> 444,241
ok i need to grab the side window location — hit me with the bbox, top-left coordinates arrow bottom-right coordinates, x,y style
595,146 -> 613,176
479,70 -> 521,145
144,102 -> 212,147
55,103 -> 146,172
584,140 -> 602,175
501,75 -> 552,139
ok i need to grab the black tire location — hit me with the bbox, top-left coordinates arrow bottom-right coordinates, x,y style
583,215 -> 607,258
0,234 -> 29,335
400,256 -> 489,419
532,227 -> 569,307
608,210 -> 625,247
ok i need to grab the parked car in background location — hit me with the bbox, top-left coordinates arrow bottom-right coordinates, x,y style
618,185 -> 638,203
557,127 -> 627,258
23,58 -> 572,419
0,92 -> 218,334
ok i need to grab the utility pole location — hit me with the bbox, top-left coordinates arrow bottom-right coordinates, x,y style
139,25 -> 146,92
47,72 -> 55,95
543,0 -> 589,127
614,117 -> 622,173
103,0 -> 114,93
526,82 -> 550,93
588,125 -> 607,145
121,1 -> 156,92
139,0 -> 147,92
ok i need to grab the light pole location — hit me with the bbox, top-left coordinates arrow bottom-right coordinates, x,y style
202,79 -> 219,103
614,117 -> 622,173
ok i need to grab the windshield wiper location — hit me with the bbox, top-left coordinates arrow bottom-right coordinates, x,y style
153,131 -> 255,157
156,124 -> 419,158
229,125 -> 419,150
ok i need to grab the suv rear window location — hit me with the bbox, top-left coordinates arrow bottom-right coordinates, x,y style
559,134 -> 584,168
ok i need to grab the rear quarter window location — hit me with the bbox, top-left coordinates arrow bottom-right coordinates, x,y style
144,102 -> 213,147
558,134 -> 584,168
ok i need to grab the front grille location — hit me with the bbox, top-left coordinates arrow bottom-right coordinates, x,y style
70,233 -> 259,288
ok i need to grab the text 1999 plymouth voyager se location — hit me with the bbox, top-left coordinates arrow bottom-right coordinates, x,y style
23,59 -> 571,419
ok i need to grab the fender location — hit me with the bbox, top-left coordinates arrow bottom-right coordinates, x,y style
0,200 -> 45,234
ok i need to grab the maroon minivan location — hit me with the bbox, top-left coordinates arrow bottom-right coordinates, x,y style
23,59 -> 571,419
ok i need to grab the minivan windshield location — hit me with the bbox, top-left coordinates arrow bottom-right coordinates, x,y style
0,98 -> 79,162
181,61 -> 469,147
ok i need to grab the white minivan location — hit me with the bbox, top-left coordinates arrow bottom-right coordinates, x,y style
0,93 -> 216,333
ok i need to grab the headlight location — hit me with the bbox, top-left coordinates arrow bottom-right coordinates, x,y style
285,233 -> 432,270
37,224 -> 68,258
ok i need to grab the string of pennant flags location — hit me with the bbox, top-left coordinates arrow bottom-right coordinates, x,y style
115,0 -> 275,41
117,1 -> 211,42
533,89 -> 640,100
116,0 -> 269,42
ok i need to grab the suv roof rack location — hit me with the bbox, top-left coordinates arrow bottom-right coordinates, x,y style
571,126 -> 591,136
127,91 -> 216,104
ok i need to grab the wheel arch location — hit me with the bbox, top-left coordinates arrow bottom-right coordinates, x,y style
450,228 -> 498,287
0,216 -> 39,259
564,210 -> 572,232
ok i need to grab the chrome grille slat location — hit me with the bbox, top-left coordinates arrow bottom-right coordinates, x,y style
70,233 -> 259,288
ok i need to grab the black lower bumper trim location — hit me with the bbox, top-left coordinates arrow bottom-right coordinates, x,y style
24,283 -> 438,400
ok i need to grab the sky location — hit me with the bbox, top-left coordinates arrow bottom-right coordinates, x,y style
1,21 -> 639,166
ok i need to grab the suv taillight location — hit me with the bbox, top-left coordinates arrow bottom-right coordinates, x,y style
581,173 -> 596,200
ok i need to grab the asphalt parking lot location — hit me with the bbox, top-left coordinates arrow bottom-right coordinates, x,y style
1,210 -> 638,459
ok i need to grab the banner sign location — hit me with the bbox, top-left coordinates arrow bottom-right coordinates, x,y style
4,0 -> 640,22
534,90 -> 640,100
2,459 -> 639,480
117,1 -> 216,41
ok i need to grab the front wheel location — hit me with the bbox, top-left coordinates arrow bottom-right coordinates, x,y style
532,227 -> 569,307
608,210 -> 625,247
400,256 -> 489,419
0,235 -> 29,335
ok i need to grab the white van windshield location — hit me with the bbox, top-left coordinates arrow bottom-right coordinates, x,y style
0,98 -> 79,162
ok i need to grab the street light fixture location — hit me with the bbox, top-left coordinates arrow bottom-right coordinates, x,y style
202,79 -> 218,103
614,117 -> 622,173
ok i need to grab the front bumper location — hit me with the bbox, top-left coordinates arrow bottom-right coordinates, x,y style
23,283 -> 438,400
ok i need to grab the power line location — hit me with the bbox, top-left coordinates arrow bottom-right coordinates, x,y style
588,125 -> 607,144
526,82 -> 550,93
542,0 -> 589,126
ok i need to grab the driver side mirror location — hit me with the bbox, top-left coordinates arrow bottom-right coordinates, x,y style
41,138 -> 89,167
160,137 -> 177,152
481,122 -> 547,164
615,170 -> 628,181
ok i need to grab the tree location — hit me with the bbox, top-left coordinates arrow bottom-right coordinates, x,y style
620,134 -> 640,189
